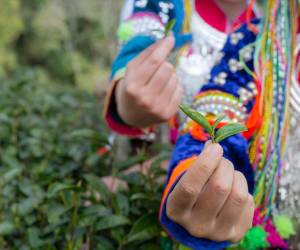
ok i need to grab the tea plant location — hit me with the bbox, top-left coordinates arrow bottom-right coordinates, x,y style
0,70 -> 174,250
180,105 -> 247,143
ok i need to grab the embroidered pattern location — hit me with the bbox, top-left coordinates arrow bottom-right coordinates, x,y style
118,13 -> 165,44
193,90 -> 247,123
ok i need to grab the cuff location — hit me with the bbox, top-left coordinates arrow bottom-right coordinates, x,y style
103,68 -> 145,137
159,157 -> 230,250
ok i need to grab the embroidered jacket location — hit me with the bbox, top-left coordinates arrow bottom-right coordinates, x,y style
103,0 -> 256,138
103,1 -> 299,249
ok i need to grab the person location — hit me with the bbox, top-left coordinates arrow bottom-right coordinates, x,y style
103,0 -> 259,143
103,0 -> 300,249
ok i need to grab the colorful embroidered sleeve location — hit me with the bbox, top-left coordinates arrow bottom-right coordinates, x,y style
103,0 -> 192,137
160,21 -> 260,250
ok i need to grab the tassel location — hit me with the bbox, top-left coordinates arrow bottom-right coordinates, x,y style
273,215 -> 296,239
239,226 -> 269,250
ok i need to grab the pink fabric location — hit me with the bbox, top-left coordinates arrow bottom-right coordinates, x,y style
128,12 -> 163,23
105,112 -> 144,137
195,0 -> 256,33
253,208 -> 288,249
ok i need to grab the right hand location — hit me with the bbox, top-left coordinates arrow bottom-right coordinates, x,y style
166,142 -> 255,243
115,36 -> 183,128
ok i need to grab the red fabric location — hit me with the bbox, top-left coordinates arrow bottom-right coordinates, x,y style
195,0 -> 256,33
105,112 -> 144,137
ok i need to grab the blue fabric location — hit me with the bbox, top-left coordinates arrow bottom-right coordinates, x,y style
161,175 -> 230,250
160,21 -> 260,249
111,0 -> 192,80
111,36 -> 155,80
168,133 -> 254,194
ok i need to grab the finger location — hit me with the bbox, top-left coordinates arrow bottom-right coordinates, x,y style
192,158 -> 234,221
217,171 -> 249,226
132,38 -> 165,65
139,36 -> 174,83
168,143 -> 223,211
143,62 -> 174,96
164,82 -> 183,118
230,195 -> 255,243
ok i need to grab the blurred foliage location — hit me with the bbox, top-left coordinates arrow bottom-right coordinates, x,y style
0,69 -> 176,249
0,0 -> 123,90
0,0 -> 23,76
0,1 -> 181,249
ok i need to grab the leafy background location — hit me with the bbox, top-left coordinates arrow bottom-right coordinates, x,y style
0,0 -> 178,249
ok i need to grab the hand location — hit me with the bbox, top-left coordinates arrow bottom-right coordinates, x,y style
166,142 -> 255,242
115,36 -> 182,128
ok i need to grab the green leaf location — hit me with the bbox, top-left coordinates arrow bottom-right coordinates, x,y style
95,236 -> 115,250
116,153 -> 146,171
2,167 -> 23,182
179,105 -> 213,135
179,245 -> 192,250
126,214 -> 160,244
215,123 -> 247,143
47,203 -> 70,224
0,221 -> 15,236
212,116 -> 226,132
95,215 -> 130,231
130,193 -> 148,201
83,174 -> 109,202
112,193 -> 129,216
16,197 -> 43,216
164,19 -> 176,36
81,204 -> 111,217
47,183 -> 78,199
27,227 -> 45,248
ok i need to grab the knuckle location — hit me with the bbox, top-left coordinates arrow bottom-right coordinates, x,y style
149,54 -> 161,66
231,190 -> 248,206
248,195 -> 255,208
149,103 -> 163,117
178,182 -> 197,198
162,62 -> 174,73
234,170 -> 247,184
138,96 -> 152,109
212,182 -> 231,196
124,84 -> 136,97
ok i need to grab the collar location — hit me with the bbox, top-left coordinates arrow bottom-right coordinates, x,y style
195,0 -> 256,33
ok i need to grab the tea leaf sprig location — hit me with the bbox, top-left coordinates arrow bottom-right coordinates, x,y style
180,105 -> 247,143
164,19 -> 176,36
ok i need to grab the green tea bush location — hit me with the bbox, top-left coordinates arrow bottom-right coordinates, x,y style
0,70 -> 174,250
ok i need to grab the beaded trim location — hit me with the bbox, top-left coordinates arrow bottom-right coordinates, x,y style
193,90 -> 248,123
118,13 -> 165,44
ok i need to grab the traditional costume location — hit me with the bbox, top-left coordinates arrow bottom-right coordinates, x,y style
104,0 -> 300,249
